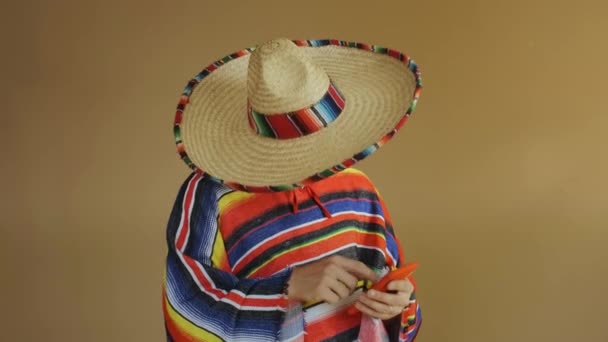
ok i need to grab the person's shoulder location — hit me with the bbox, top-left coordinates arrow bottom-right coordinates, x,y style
317,167 -> 377,192
177,171 -> 234,195
337,167 -> 373,183
341,168 -> 368,176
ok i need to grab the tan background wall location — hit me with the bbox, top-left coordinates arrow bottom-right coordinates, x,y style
2,0 -> 607,341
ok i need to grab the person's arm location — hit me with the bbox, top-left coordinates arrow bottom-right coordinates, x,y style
162,173 -> 293,342
353,230 -> 421,342
383,277 -> 422,342
377,190 -> 422,342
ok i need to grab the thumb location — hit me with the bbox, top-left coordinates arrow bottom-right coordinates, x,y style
336,257 -> 378,281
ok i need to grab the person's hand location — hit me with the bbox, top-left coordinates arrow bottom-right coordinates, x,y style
286,255 -> 378,304
354,279 -> 414,320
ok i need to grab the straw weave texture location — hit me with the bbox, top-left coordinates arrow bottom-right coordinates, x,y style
181,39 -> 416,186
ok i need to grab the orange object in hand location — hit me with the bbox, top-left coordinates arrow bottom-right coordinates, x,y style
347,261 -> 418,315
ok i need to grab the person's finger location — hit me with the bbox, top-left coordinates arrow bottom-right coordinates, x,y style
331,255 -> 378,281
355,299 -> 394,320
320,287 -> 341,304
386,279 -> 414,292
327,277 -> 351,299
332,265 -> 359,291
359,292 -> 400,314
367,289 -> 409,308
386,279 -> 414,293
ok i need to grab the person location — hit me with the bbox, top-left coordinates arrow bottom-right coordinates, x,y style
163,38 -> 423,341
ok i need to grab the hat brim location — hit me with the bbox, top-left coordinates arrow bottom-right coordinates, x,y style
174,39 -> 422,192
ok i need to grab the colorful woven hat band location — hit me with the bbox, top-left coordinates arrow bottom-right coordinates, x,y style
247,80 -> 346,139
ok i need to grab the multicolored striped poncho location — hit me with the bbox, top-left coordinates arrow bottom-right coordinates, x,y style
163,168 -> 421,341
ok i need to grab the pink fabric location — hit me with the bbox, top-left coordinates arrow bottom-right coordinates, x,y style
357,314 -> 390,342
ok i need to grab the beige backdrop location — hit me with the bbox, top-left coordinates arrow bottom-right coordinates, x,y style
2,0 -> 608,341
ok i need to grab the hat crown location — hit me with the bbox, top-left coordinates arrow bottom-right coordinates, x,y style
247,38 -> 330,114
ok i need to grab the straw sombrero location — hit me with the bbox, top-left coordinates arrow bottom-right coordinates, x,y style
173,38 -> 422,192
